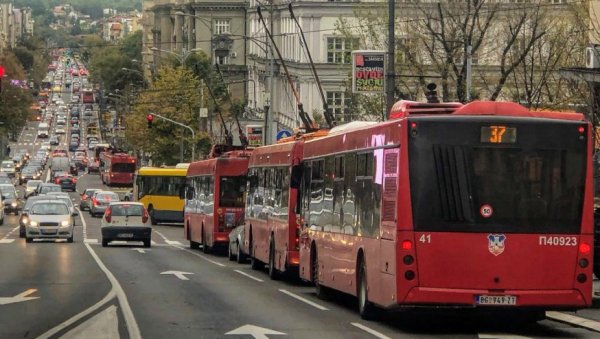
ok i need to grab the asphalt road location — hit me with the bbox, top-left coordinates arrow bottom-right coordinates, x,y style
2,94 -> 600,338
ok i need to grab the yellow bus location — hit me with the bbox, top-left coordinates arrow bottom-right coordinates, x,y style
134,164 -> 189,225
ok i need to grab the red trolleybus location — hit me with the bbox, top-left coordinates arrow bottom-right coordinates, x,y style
243,136 -> 317,279
82,90 -> 94,104
99,152 -> 136,186
299,100 -> 594,320
184,151 -> 250,252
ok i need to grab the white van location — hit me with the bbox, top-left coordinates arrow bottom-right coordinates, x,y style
37,123 -> 49,138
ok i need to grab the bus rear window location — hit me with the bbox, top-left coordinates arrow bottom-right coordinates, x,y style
219,176 -> 246,208
409,117 -> 587,234
112,163 -> 135,173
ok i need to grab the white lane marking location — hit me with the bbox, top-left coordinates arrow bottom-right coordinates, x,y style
151,240 -> 157,245
478,334 -> 533,339
278,289 -> 329,311
61,305 -> 119,339
234,270 -> 264,282
0,288 -> 39,305
166,240 -> 182,246
226,324 -> 286,338
173,245 -> 226,267
546,311 -> 600,332
160,271 -> 193,280
351,323 -> 392,339
0,239 -> 15,244
1,226 -> 19,241
84,239 -> 98,244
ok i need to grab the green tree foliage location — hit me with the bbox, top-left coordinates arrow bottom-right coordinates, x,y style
13,47 -> 34,71
0,52 -> 33,138
127,67 -> 211,165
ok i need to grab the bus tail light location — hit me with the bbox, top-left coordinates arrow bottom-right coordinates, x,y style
579,242 -> 591,254
401,240 -> 412,250
104,208 -> 112,223
142,209 -> 149,223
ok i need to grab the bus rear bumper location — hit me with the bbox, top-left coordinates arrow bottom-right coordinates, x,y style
401,287 -> 590,309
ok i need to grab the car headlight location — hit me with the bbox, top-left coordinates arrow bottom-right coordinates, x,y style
21,217 -> 29,225
29,220 -> 38,227
11,202 -> 17,207
61,220 -> 70,227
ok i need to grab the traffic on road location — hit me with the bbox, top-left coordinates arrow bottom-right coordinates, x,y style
1,49 -> 600,339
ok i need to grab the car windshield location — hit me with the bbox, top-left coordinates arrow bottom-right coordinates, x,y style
41,186 -> 61,194
31,202 -> 69,215
111,204 -> 144,217
27,181 -> 41,188
2,191 -> 15,199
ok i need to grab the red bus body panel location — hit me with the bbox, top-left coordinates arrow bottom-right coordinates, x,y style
185,154 -> 249,249
299,101 -> 593,311
99,152 -> 136,186
244,141 -> 303,273
82,90 -> 94,104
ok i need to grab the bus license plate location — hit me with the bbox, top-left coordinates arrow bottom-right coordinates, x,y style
476,295 -> 517,305
118,233 -> 134,238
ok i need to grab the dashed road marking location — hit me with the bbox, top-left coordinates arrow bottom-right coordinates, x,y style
279,289 -> 329,311
546,311 -> 600,333
0,239 -> 15,244
166,240 -> 182,246
84,239 -> 98,244
351,323 -> 392,339
234,270 -> 264,282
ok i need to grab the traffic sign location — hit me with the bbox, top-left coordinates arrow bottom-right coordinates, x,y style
276,129 -> 292,140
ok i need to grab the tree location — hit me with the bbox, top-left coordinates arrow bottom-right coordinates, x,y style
337,0 -> 567,105
0,52 -> 33,139
127,67 -> 211,165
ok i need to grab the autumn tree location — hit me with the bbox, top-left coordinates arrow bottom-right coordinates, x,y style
126,67 -> 211,165
0,52 -> 33,140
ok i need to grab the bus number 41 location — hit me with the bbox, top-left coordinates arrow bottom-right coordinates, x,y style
419,234 -> 431,244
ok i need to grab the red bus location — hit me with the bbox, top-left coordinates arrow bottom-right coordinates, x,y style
99,152 -> 137,186
184,151 -> 250,252
297,100 -> 593,320
82,90 -> 94,104
242,136 -> 317,279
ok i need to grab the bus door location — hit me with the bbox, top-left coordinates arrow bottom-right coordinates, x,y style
379,148 -> 398,276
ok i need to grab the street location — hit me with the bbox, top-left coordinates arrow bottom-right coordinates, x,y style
1,160 -> 600,338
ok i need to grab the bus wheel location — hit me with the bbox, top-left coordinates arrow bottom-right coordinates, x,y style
189,241 -> 199,250
148,206 -> 157,225
250,243 -> 264,270
202,229 -> 211,254
313,247 -> 331,300
358,259 -> 379,320
268,239 -> 279,280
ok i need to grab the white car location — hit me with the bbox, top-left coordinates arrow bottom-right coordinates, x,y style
25,200 -> 76,243
55,127 -> 66,134
101,202 -> 151,247
0,160 -> 15,177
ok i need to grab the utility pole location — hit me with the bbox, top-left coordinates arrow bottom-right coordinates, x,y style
266,0 -> 275,145
466,44 -> 472,102
385,0 -> 396,118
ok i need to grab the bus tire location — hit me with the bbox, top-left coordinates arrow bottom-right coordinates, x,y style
358,259 -> 379,320
148,206 -> 157,225
202,228 -> 211,254
268,239 -> 279,280
250,242 -> 264,270
313,245 -> 331,300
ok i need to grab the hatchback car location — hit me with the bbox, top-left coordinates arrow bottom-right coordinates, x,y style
90,191 -> 120,217
25,180 -> 42,198
25,200 -> 76,243
49,135 -> 60,146
37,183 -> 62,196
101,202 -> 151,247
56,175 -> 77,192
80,188 -> 99,211
0,185 -> 20,214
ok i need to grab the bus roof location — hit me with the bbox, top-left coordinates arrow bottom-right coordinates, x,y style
137,167 -> 188,176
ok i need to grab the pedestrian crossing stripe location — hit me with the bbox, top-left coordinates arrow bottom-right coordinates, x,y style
0,239 -> 15,243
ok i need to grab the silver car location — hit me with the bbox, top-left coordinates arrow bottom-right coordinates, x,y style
228,225 -> 247,263
90,191 -> 120,217
25,200 -> 77,243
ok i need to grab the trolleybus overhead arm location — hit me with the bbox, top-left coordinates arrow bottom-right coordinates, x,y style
257,6 -> 318,133
215,63 -> 249,148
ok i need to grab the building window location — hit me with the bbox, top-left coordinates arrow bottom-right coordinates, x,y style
327,92 -> 352,122
327,37 -> 358,64
213,19 -> 231,35
215,55 -> 229,65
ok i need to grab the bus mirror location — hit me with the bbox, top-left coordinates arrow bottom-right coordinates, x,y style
185,187 -> 195,200
290,165 -> 303,189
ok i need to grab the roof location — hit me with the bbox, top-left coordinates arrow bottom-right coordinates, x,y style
137,167 -> 188,176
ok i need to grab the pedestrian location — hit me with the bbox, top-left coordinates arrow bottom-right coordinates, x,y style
5,145 -> 10,156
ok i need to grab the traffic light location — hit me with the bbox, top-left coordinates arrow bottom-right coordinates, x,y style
0,65 -> 4,93
146,114 -> 154,128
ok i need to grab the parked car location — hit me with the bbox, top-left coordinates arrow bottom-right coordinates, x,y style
90,191 -> 120,217
24,200 -> 76,243
228,225 -> 247,263
101,202 -> 151,247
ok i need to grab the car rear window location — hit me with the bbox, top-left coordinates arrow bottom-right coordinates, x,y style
97,193 -> 119,201
111,204 -> 144,216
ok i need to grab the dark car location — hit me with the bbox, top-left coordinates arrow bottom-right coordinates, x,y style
1,189 -> 20,214
69,162 -> 78,176
57,175 -> 77,192
69,141 -> 79,152
88,160 -> 100,173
